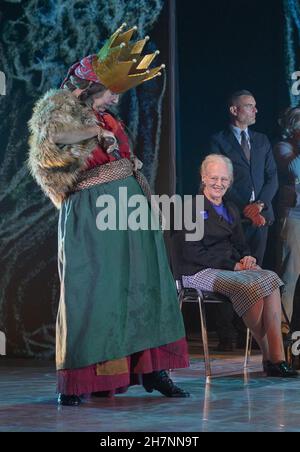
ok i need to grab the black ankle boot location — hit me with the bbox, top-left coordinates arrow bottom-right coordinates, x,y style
57,393 -> 81,406
143,371 -> 190,398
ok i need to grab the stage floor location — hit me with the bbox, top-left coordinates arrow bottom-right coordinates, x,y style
1,349 -> 300,432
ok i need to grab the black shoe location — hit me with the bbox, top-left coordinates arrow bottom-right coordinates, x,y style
265,361 -> 298,378
143,371 -> 190,398
57,393 -> 81,406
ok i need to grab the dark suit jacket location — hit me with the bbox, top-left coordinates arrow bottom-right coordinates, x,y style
174,196 -> 251,277
209,128 -> 278,223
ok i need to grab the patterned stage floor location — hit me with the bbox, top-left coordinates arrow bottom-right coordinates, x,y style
1,349 -> 300,432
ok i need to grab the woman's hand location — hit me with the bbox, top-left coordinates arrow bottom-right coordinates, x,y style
97,128 -> 119,154
234,256 -> 257,271
239,256 -> 257,270
102,129 -> 116,141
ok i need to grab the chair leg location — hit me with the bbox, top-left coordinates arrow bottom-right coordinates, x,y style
198,296 -> 212,378
244,328 -> 252,369
178,292 -> 183,310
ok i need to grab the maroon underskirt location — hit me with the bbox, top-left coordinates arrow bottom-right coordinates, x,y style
57,338 -> 189,396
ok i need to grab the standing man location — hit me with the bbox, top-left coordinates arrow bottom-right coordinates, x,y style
208,90 -> 278,350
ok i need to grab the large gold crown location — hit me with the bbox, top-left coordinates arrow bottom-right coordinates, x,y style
92,23 -> 165,94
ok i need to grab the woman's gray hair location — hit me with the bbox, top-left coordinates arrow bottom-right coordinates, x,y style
200,154 -> 234,182
278,107 -> 300,139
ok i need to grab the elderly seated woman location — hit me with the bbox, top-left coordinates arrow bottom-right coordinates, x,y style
180,154 -> 297,377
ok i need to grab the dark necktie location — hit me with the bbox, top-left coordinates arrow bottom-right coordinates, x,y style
241,130 -> 251,161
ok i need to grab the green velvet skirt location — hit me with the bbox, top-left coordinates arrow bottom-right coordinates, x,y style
56,175 -> 185,370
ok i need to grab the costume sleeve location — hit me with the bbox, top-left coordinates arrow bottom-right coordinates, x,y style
28,89 -> 98,208
28,89 -> 97,171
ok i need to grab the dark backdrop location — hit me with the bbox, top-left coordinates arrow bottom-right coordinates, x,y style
177,0 -> 288,197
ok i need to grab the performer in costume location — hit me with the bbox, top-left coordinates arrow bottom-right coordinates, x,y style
28,24 -> 189,406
